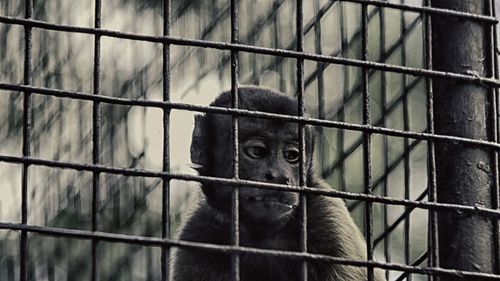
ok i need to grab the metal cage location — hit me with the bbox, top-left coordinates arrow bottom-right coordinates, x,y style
0,0 -> 499,280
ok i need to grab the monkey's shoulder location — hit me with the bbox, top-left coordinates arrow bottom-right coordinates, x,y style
173,202 -> 232,281
177,201 -> 230,244
306,178 -> 354,225
306,179 -> 386,281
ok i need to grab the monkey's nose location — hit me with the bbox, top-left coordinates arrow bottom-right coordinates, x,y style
265,172 -> 289,185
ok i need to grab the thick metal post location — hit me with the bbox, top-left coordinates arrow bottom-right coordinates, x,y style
431,1 -> 496,279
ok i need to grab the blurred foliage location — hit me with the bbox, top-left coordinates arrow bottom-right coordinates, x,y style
0,0 -> 435,280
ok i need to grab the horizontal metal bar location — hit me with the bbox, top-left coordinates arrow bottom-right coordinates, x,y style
393,252 -> 429,281
0,154 -> 499,219
343,0 -> 498,23
0,222 -> 498,280
327,75 -> 422,180
348,138 -> 423,211
1,82 -> 500,150
0,15 -> 499,87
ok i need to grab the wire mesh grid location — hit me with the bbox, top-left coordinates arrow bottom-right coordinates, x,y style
0,0 -> 499,280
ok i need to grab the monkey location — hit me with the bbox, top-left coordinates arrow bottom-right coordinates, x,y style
172,86 -> 385,281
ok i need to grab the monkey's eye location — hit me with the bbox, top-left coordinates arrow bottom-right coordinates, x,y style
283,147 -> 300,163
243,140 -> 269,159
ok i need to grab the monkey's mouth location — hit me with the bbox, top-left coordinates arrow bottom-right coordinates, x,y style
244,196 -> 297,210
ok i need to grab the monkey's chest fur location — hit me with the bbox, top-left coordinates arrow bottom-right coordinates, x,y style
238,227 -> 303,281
174,202 -> 320,281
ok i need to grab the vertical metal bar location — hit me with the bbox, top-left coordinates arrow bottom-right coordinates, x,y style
251,1 -> 258,85
161,0 -> 171,280
378,4 -> 390,281
430,1 -> 495,280
92,0 -> 102,280
296,0 -> 308,280
195,4 -> 202,93
423,1 -> 439,280
338,1 -> 348,192
487,0 -> 500,274
20,0 -> 33,280
230,1 -> 240,281
361,2 -> 374,281
272,0 -> 285,92
313,0 -> 325,171
110,109 -> 119,228
400,2 -> 412,280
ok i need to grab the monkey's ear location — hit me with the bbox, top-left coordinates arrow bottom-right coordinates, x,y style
191,114 -> 208,172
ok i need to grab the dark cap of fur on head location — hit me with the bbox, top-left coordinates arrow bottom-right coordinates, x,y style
209,86 -> 300,116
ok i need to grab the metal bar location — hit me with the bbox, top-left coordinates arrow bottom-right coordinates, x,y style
400,2 -> 412,279
273,0 -> 285,92
431,1 -> 496,279
20,0 -> 33,280
350,138 -> 423,212
345,122 -> 424,213
310,15 -> 421,125
4,82 -> 500,150
423,1 -> 439,280
305,6 -> 381,86
1,16 -> 500,87
378,5 -> 390,279
342,0 -> 497,23
361,3 -> 374,280
179,0 -> 287,99
0,222 -> 499,279
338,0 -> 349,192
296,0 -> 308,280
161,0 -> 171,281
394,252 -> 429,281
487,0 -> 500,274
325,76 -> 422,181
1,154 -> 500,218
230,0 -> 240,280
249,3 -> 379,95
313,0 -> 325,171
374,189 -> 428,247
91,0 -> 102,280
170,2 -> 231,71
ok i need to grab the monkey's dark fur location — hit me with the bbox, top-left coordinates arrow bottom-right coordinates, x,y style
173,87 -> 385,281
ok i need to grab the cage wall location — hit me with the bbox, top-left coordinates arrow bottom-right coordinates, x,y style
0,0 -> 499,281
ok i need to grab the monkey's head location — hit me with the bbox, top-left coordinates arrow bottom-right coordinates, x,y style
191,86 -> 314,227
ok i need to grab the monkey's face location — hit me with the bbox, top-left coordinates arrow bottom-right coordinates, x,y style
236,118 -> 302,225
191,88 -> 314,227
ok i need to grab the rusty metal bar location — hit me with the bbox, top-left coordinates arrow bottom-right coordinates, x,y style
296,0 -> 308,280
361,2 -> 374,280
161,0 -> 171,280
1,15 -> 499,87
230,1 -> 240,281
91,0 -> 102,280
1,221 -> 499,279
20,0 -> 33,280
